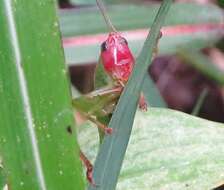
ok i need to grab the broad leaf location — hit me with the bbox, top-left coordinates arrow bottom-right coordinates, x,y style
79,108 -> 224,190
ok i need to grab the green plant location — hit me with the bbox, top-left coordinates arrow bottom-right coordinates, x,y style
71,1 -> 224,190
1,0 -> 224,189
0,0 -> 84,189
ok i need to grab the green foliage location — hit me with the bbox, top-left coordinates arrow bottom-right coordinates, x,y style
0,0 -> 84,189
60,3 -> 223,37
88,1 -> 173,190
79,108 -> 224,190
0,164 -> 7,189
177,49 -> 224,86
60,3 -> 223,65
70,0 -> 129,4
217,0 -> 224,7
71,0 -> 94,4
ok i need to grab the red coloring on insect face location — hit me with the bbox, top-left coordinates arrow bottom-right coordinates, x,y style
100,32 -> 135,82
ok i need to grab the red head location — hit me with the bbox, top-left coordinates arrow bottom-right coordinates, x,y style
100,32 -> 135,82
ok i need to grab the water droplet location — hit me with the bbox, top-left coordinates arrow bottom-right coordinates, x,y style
59,170 -> 63,175
62,69 -> 66,74
16,136 -> 21,143
42,121 -> 47,129
20,181 -> 24,186
54,22 -> 58,27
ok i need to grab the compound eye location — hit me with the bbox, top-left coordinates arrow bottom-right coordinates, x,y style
121,37 -> 128,45
101,41 -> 107,52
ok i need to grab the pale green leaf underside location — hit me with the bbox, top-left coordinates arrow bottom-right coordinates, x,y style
79,108 -> 224,190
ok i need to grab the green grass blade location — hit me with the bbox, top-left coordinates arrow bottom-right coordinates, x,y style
177,49 -> 224,86
62,2 -> 224,66
60,3 -> 223,37
0,0 -> 84,189
142,76 -> 167,107
64,27 -> 223,65
191,88 -> 208,116
88,1 -> 173,190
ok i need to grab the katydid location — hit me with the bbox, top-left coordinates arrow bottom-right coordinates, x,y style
72,0 -> 161,185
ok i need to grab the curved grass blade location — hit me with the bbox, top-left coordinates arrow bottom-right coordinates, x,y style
177,49 -> 224,86
88,1 -> 173,190
191,88 -> 208,116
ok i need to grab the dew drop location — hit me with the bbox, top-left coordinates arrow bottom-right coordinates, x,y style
54,22 -> 58,27
16,136 -> 21,143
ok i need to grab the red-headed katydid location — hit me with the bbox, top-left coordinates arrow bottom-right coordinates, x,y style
73,0 -> 161,185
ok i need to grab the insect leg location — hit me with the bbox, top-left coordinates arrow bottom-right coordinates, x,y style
152,31 -> 163,58
138,92 -> 148,111
139,31 -> 162,111
79,149 -> 96,186
83,113 -> 113,134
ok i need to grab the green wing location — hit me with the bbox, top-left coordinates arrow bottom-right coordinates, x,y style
94,58 -> 113,89
72,87 -> 121,143
72,87 -> 120,118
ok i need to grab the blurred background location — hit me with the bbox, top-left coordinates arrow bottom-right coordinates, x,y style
57,0 -> 224,122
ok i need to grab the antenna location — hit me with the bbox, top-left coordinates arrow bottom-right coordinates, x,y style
96,0 -> 117,32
